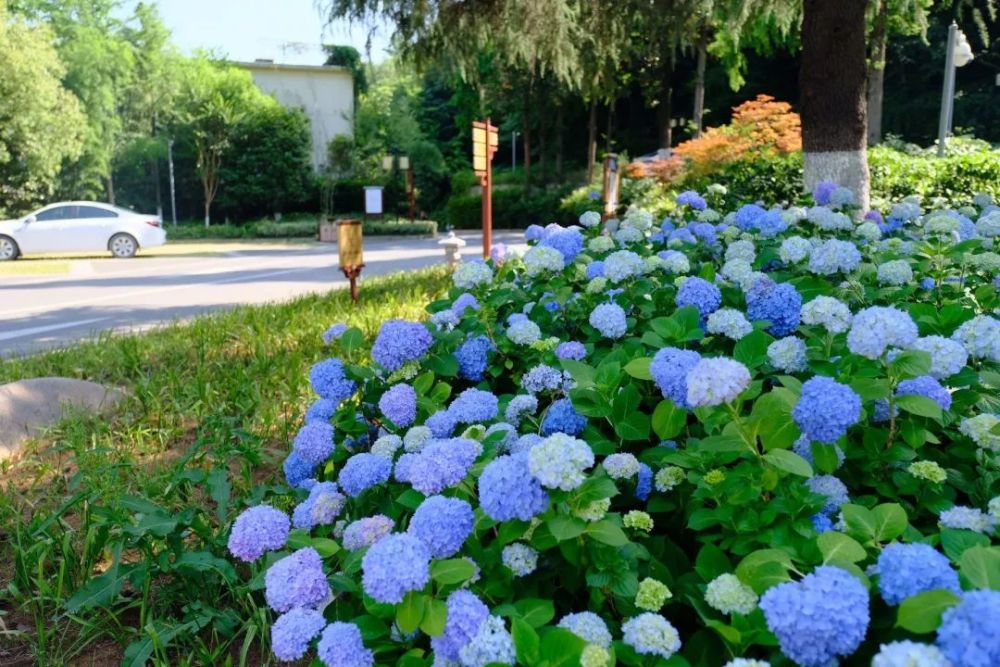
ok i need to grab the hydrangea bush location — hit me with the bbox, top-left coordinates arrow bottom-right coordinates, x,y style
229,185 -> 1000,667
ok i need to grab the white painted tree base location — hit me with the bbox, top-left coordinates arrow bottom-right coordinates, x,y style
803,150 -> 871,210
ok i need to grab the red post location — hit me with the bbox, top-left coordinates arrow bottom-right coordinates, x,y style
483,123 -> 492,259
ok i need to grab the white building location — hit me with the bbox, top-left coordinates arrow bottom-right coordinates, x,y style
238,60 -> 354,171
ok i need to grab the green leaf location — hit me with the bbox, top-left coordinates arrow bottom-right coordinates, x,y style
751,389 -> 799,451
849,378 -> 891,401
412,371 -> 435,395
651,399 -> 687,439
959,546 -> 1000,590
340,326 -> 364,354
568,387 -> 612,418
624,357 -> 653,380
396,592 -> 426,635
65,566 -> 127,613
811,443 -> 840,474
615,411 -> 651,441
431,558 -> 477,585
695,543 -> 732,582
840,504 -> 877,542
889,350 -> 932,379
733,329 -> 772,368
698,435 -> 747,454
171,551 -> 237,582
895,394 -> 943,420
540,628 -> 587,667
512,618 -> 541,665
940,529 -> 990,561
426,353 -> 458,377
763,450 -> 813,477
872,504 -> 908,542
122,620 -> 200,667
420,598 -> 448,636
560,360 -> 595,389
817,532 -> 867,564
612,384 -> 642,422
547,515 -> 586,542
585,520 -> 629,546
896,589 -> 961,633
514,598 -> 556,628
206,468 -> 231,524
736,549 -> 793,594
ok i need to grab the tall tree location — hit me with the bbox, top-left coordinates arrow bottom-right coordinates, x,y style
800,0 -> 871,207
0,0 -> 86,215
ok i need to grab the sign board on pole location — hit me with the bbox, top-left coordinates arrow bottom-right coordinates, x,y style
364,186 -> 383,215
472,119 -> 499,258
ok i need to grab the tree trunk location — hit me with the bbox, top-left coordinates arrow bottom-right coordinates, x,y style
555,102 -> 564,182
656,79 -> 673,150
866,0 -> 888,146
586,99 -> 598,183
693,33 -> 708,138
538,100 -> 547,181
107,174 -> 116,206
521,88 -> 532,188
151,158 -> 163,217
800,0 -> 871,208
204,199 -> 211,227
605,101 -> 614,153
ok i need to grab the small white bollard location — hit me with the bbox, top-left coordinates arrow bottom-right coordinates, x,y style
438,231 -> 467,267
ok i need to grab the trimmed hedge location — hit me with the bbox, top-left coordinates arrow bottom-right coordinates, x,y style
445,186 -> 575,229
165,218 -> 438,241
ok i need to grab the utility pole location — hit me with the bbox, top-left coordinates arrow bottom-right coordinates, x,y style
168,139 -> 177,226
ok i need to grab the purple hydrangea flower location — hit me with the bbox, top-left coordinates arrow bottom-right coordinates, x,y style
813,181 -> 838,206
450,388 -> 499,424
760,566 -> 870,667
522,364 -> 564,393
650,347 -> 701,408
896,375 -> 953,412
746,277 -> 802,336
431,589 -> 490,662
556,341 -> 587,360
541,398 -> 587,436
292,481 -> 346,529
293,421 -> 336,466
342,515 -> 395,551
397,438 -> 479,495
361,533 -> 431,603
265,548 -> 331,612
271,608 -> 326,662
677,190 -> 707,210
676,277 -> 722,319
310,358 -> 357,403
793,376 -> 862,444
372,320 -> 433,371
379,383 -> 417,427
478,451 -> 550,521
408,495 -> 474,558
456,335 -> 494,381
228,504 -> 290,562
338,453 -> 392,497
317,622 -> 374,667
452,292 -> 481,315
876,543 -> 960,605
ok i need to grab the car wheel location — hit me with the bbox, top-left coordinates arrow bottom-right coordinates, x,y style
0,235 -> 19,261
109,233 -> 138,258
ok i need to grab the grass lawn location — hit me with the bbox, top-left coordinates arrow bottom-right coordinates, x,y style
0,267 -> 450,667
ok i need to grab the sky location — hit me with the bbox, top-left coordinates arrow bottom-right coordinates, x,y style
150,0 -> 392,65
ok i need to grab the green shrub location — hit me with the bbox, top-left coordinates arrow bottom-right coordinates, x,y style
363,219 -> 438,236
445,186 -> 574,229
165,223 -> 250,240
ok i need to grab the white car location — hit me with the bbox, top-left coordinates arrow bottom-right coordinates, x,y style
0,201 -> 167,260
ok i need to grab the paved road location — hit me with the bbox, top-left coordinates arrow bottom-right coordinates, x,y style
0,232 -> 524,358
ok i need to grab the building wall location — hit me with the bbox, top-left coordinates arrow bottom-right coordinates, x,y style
241,63 -> 354,171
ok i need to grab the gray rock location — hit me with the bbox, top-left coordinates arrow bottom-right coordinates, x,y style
0,377 -> 123,460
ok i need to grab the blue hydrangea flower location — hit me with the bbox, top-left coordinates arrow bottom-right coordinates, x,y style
450,388 -> 499,424
604,250 -> 645,283
677,190 -> 707,210
635,463 -> 653,500
501,542 -> 539,576
746,277 -> 802,336
342,515 -> 394,551
936,590 -> 1000,666
651,347 -> 701,408
793,376 -> 862,443
872,640 -> 949,667
686,357 -> 751,407
676,277 -> 722,318
876,543 -> 960,605
397,437 -> 479,495
896,375 -> 953,411
458,615 -> 516,667
408,495 -> 474,558
507,319 -> 542,346
812,512 -> 835,533
292,481 -> 346,529
293,422 -> 336,466
848,306 -> 919,359
752,209 -> 788,237
760,566 -> 870,667
808,239 -> 862,275
589,303 -> 628,339
558,612 -> 613,648
425,409 -> 457,437
361,533 -> 431,603
541,398 -> 588,436
452,292 -> 481,315
504,394 -> 538,426
317,622 -> 374,667
911,336 -> 968,379
522,364 -> 564,393
479,451 -> 550,521
431,589 -> 490,662
338,453 -> 392,497
556,341 -> 586,360
622,613 -> 682,659
322,323 -> 348,343
586,261 -> 605,279
813,181 -> 837,205
793,435 -> 844,469
305,398 -> 337,424
271,608 -> 326,662
735,204 -> 767,230
283,452 -> 316,487
528,433 -> 594,491
228,504 -> 290,562
939,506 -> 996,534
541,227 -> 585,263
525,224 -> 544,241
372,320 -> 433,371
952,315 -> 1000,362
310,358 -> 357,403
379,383 -> 417,427
265,547 -> 331,612
805,475 -> 850,513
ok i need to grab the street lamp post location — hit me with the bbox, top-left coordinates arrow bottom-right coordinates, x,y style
168,139 -> 177,227
937,23 -> 974,157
